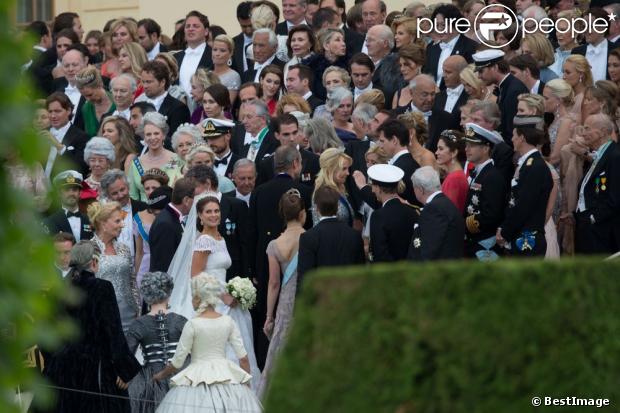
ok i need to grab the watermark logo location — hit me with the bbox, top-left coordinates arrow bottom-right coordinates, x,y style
417,7 -> 615,49
475,5 -> 518,48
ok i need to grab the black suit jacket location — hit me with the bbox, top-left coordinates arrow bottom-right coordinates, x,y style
275,21 -> 289,36
426,109 -> 461,152
241,56 -> 286,83
130,199 -> 148,213
159,94 -> 190,144
48,124 -> 90,177
52,77 -> 85,131
256,148 -> 319,188
492,141 -> 515,187
372,53 -> 404,110
174,43 -> 214,73
423,35 -> 478,85
230,123 -> 247,156
432,88 -> 469,124
149,206 -> 183,272
306,93 -> 324,114
359,151 -> 420,208
370,198 -> 419,262
232,33 -> 248,75
577,142 -> 620,253
297,217 -> 365,292
219,194 -> 251,280
27,47 -> 53,95
407,193 -> 465,261
43,209 -> 94,241
500,151 -> 552,243
218,151 -> 242,180
344,27 -> 365,57
571,41 -> 618,80
497,74 -> 529,144
239,130 -> 281,163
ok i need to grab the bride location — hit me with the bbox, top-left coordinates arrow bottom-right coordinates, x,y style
168,193 -> 261,390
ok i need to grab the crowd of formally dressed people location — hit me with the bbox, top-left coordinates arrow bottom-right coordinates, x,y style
13,0 -> 620,411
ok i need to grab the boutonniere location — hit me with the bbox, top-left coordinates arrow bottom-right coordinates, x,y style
66,146 -> 75,151
413,238 -> 421,248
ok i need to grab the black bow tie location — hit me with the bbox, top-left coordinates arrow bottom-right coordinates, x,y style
66,211 -> 80,218
214,157 -> 229,167
492,86 -> 500,97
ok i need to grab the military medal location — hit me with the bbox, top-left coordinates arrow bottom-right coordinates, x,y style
601,177 -> 607,191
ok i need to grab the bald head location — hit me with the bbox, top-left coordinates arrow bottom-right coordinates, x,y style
443,55 -> 468,88
362,0 -> 386,31
410,74 -> 437,112
62,49 -> 88,84
366,24 -> 393,60
584,114 -> 614,150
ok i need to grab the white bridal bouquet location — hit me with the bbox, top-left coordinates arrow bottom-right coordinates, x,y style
226,277 -> 257,310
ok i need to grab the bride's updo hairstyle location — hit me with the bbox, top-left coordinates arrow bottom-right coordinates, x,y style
195,196 -> 220,232
191,272 -> 222,313
87,201 -> 122,231
278,188 -> 305,223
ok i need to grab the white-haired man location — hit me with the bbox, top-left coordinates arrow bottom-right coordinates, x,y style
242,28 -> 285,83
105,74 -> 137,120
365,24 -> 402,109
407,166 -> 465,261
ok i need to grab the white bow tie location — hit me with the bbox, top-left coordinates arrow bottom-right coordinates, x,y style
65,84 -> 77,92
447,88 -> 461,97
185,48 -> 202,56
439,42 -> 452,50
588,43 -> 604,55
254,61 -> 265,70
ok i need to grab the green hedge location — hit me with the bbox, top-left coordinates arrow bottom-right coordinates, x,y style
265,259 -> 620,413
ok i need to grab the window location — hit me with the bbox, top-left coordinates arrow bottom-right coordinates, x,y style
16,0 -> 54,24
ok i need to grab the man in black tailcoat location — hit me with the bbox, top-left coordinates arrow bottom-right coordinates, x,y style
298,185 -> 365,289
149,178 -> 196,272
407,166 -> 465,261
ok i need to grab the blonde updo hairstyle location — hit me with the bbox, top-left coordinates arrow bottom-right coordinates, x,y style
398,110 -> 429,146
545,79 -> 575,107
74,66 -> 104,90
191,272 -> 223,313
87,201 -> 122,232
563,55 -> 594,88
517,93 -> 545,116
314,147 -> 352,196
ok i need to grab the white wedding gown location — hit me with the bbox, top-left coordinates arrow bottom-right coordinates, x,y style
193,234 -> 260,390
167,191 -> 260,392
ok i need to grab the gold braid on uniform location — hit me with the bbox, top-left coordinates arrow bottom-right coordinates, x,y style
466,215 -> 480,234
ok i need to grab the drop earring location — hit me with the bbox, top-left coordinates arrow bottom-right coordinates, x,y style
227,58 -> 232,66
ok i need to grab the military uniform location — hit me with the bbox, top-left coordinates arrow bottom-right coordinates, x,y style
43,171 -> 94,241
366,165 -> 420,262
575,141 -> 620,254
462,123 -> 508,259
500,150 -> 552,256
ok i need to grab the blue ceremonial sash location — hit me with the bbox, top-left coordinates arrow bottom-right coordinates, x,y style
282,252 -> 298,286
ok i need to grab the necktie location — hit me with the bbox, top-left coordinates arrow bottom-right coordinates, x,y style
66,211 -> 80,218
